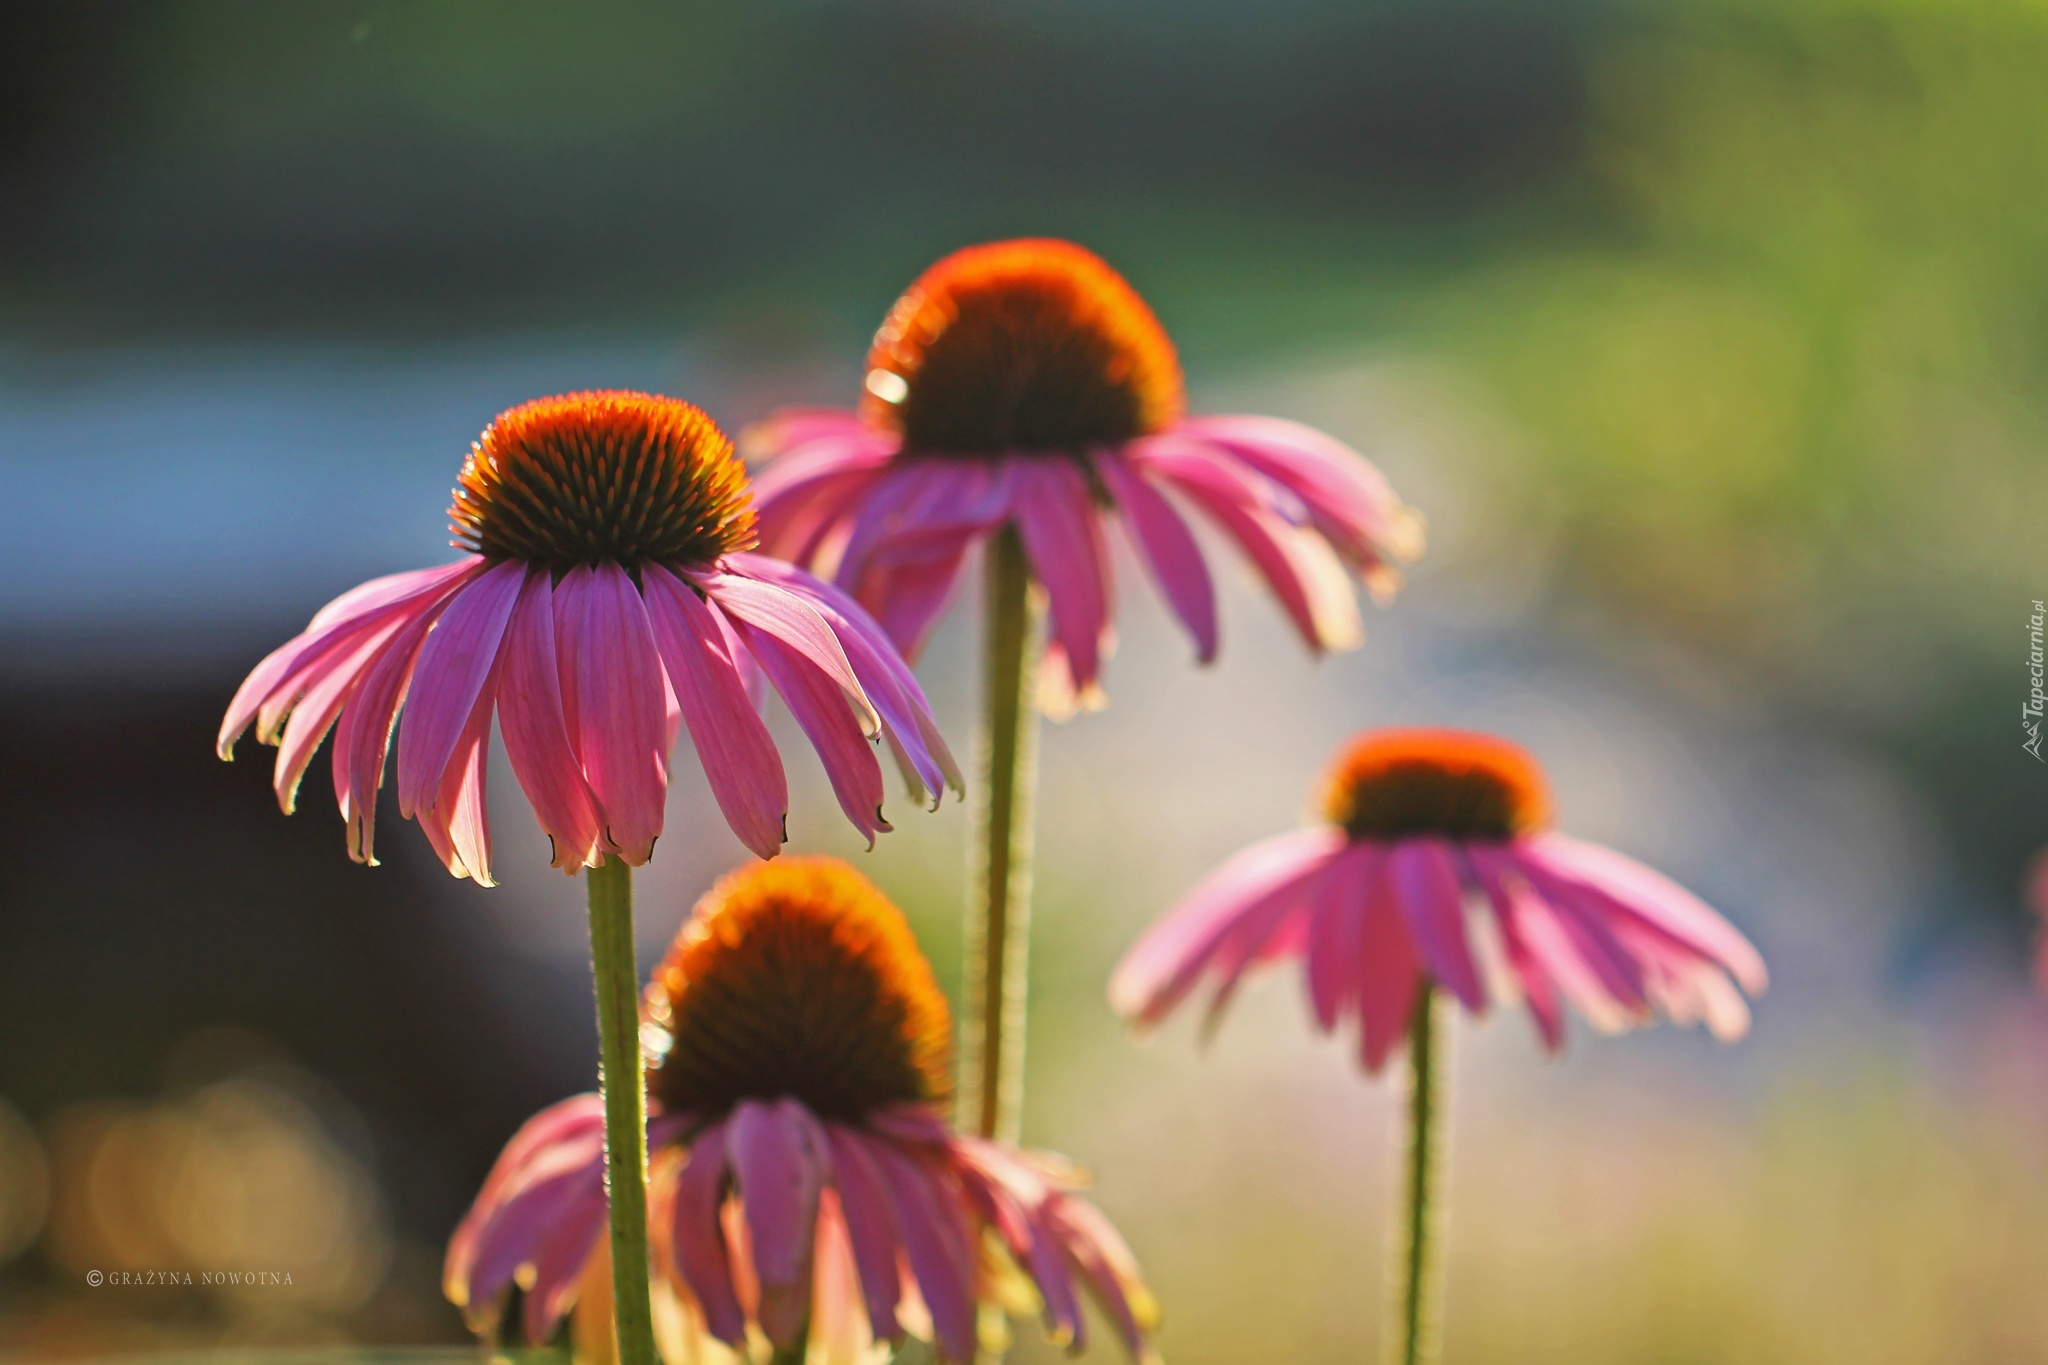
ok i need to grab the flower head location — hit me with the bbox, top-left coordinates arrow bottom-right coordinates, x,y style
1111,727 -> 1767,1071
450,391 -> 756,569
643,858 -> 952,1123
446,859 -> 1157,1364
862,238 -> 1184,453
746,238 -> 1424,712
219,391 -> 958,882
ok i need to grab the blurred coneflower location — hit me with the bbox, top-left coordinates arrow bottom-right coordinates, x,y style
745,238 -> 1423,1145
1111,727 -> 1766,1365
219,391 -> 957,1365
446,858 -> 1157,1365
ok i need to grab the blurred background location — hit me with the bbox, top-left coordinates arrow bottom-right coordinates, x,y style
2,0 -> 2046,1361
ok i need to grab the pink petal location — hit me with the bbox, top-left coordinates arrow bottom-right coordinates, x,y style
823,1125 -> 904,1344
749,436 -> 893,565
1514,833 -> 1767,994
1387,838 -> 1486,1011
1464,850 -> 1566,1052
445,1097 -> 609,1334
418,663 -> 503,885
1178,414 -> 1420,565
1135,435 -> 1362,652
270,625 -> 397,815
1010,460 -> 1113,691
736,620 -> 891,847
699,572 -> 877,734
522,1176 -> 608,1342
729,1100 -> 829,1350
330,588 -> 463,865
868,1138 -> 979,1365
1110,827 -> 1346,1028
849,546 -> 976,664
642,566 -> 789,860
725,553 -> 960,804
220,559 -> 479,758
554,563 -> 670,865
308,558 -> 485,631
496,571 -> 605,872
1096,451 -> 1218,664
396,560 -> 525,819
1045,1195 -> 1154,1360
1195,851 -> 1329,1037
670,1121 -> 748,1347
1304,843 -> 1379,1032
1356,849 -> 1426,1073
953,1143 -> 1085,1348
1468,846 -> 1647,1029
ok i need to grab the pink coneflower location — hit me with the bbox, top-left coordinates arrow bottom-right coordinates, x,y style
1110,727 -> 1766,1365
746,239 -> 1423,1147
219,391 -> 959,1365
746,238 -> 1423,709
446,859 -> 1157,1365
218,390 -> 957,881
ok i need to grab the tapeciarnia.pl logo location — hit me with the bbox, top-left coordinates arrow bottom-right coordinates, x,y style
2027,599 -> 2045,762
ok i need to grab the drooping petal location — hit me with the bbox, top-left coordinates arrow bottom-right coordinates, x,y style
1011,459 -> 1113,693
736,620 -> 891,847
331,587 -> 464,866
1045,1195 -> 1158,1362
1387,838 -> 1486,1011
1178,414 -> 1424,568
555,563 -> 671,864
1464,849 -> 1565,1052
445,1095 -> 608,1328
642,565 -> 789,859
308,557 -> 487,632
866,1137 -> 979,1364
823,1125 -> 905,1344
496,570 -> 605,872
952,1142 -> 1085,1350
747,419 -> 896,561
1110,827 -> 1347,1028
836,459 -> 1013,661
417,649 -> 506,885
850,546 -> 977,664
669,1121 -> 747,1347
1467,846 -> 1647,1030
724,553 -> 960,804
1304,842 -> 1380,1033
809,1190 -> 876,1365
1356,848 -> 1426,1073
1096,451 -> 1218,664
700,572 -> 877,734
1512,833 -> 1768,994
1193,848 -> 1329,1037
270,624 -> 400,815
523,1175 -> 611,1342
1135,434 -> 1362,652
396,559 -> 525,819
728,1100 -> 830,1351
220,558 -> 479,758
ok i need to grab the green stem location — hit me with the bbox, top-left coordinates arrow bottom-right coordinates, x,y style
767,1333 -> 811,1365
587,856 -> 658,1365
961,526 -> 1042,1143
1384,985 -> 1451,1365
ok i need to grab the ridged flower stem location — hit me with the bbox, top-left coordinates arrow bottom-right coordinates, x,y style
587,856 -> 658,1365
962,525 -> 1042,1145
1384,984 -> 1451,1365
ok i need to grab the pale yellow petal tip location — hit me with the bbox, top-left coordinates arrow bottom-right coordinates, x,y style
1385,504 -> 1428,565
